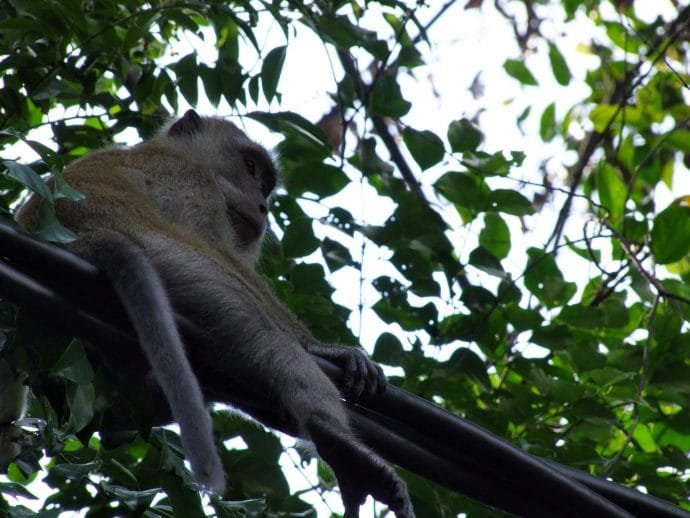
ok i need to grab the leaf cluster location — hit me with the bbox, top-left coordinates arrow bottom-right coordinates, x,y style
1,0 -> 690,516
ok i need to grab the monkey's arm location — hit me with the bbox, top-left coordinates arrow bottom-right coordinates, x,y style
209,246 -> 389,403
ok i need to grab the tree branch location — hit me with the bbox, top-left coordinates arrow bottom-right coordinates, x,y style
546,6 -> 690,251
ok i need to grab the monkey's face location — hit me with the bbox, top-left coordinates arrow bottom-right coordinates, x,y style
166,110 -> 278,249
220,148 -> 276,245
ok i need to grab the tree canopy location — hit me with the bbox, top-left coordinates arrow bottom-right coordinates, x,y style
1,0 -> 690,516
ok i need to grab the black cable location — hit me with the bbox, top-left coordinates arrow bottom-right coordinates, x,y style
0,257 -> 545,514
315,358 -> 631,517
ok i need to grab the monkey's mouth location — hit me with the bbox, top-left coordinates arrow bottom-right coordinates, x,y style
227,207 -> 263,242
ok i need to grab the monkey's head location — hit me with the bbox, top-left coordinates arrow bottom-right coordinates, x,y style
164,110 -> 278,256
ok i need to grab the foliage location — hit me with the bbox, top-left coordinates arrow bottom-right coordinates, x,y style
1,0 -> 690,515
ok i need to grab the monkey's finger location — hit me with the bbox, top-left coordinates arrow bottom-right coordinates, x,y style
343,353 -> 367,402
363,360 -> 386,400
355,348 -> 384,400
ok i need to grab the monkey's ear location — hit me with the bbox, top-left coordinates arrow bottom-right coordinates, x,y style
168,110 -> 203,138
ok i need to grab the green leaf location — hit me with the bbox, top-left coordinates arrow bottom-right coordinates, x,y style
651,204 -> 690,264
321,237 -> 353,272
33,202 -> 78,243
0,482 -> 37,499
174,54 -> 198,106
52,461 -> 101,480
3,161 -> 52,201
531,324 -> 573,350
488,189 -> 534,216
540,102 -> 556,142
370,74 -> 411,118
211,497 -> 268,516
354,138 -> 394,176
479,213 -> 510,259
315,15 -> 378,53
447,119 -> 483,153
632,423 -> 657,453
285,163 -> 349,197
66,383 -> 95,433
557,304 -> 605,329
372,333 -> 405,366
548,43 -> 572,86
504,303 -> 542,332
200,64 -> 221,106
503,59 -> 538,86
462,150 -> 524,176
282,217 -> 319,258
248,111 -> 331,153
597,163 -> 626,225
524,248 -> 576,308
567,239 -> 600,262
102,485 -> 159,510
605,22 -> 640,53
590,104 -> 642,133
469,246 -> 506,278
51,341 -> 94,385
402,128 -> 444,170
666,130 -> 690,153
434,172 -> 487,212
53,169 -> 85,202
445,348 -> 491,390
159,470 -> 206,517
261,46 -> 286,101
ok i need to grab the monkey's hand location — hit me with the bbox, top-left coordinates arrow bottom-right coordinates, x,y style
305,343 -> 386,403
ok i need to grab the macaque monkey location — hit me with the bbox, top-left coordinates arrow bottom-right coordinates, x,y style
13,110 -> 414,517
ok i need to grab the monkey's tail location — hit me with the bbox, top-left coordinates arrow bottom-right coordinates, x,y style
77,231 -> 226,493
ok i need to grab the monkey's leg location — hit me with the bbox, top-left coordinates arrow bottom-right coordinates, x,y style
309,417 -> 414,518
144,238 -> 413,517
258,344 -> 414,518
191,329 -> 414,518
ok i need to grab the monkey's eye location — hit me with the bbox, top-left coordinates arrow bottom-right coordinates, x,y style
244,158 -> 256,177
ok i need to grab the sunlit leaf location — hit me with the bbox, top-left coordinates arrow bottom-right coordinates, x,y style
651,203 -> 690,264
503,59 -> 538,86
540,103 -> 556,142
548,43 -> 572,86
597,163 -> 626,225
447,119 -> 483,153
479,213 -> 510,259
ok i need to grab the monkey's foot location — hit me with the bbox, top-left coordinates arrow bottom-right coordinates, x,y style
310,417 -> 414,518
307,344 -> 386,402
339,463 -> 414,518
